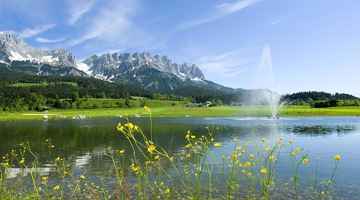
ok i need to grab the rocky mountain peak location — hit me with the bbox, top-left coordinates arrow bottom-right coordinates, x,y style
81,52 -> 205,82
0,32 -> 26,46
51,48 -> 76,66
0,33 -> 215,92
0,32 -> 86,77
0,32 -> 77,67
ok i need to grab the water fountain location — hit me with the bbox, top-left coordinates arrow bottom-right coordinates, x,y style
258,45 -> 285,119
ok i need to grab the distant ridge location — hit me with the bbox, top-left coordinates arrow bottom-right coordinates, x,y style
0,32 -> 231,93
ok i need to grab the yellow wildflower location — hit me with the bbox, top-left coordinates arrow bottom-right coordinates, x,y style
42,176 -> 48,182
130,164 -> 142,175
302,158 -> 309,164
261,138 -> 266,142
288,139 -> 293,144
154,155 -> 160,160
169,157 -> 174,162
213,142 -> 222,147
232,153 -> 237,160
295,147 -> 301,152
53,185 -> 60,191
191,135 -> 196,139
124,123 -> 134,131
249,154 -> 254,160
118,149 -> 125,155
148,144 -> 156,154
261,168 -> 267,174
265,147 -> 271,151
165,188 -> 170,194
185,143 -> 192,148
80,175 -> 86,180
236,146 -> 242,151
55,156 -> 61,162
334,154 -> 341,161
143,106 -> 150,112
19,158 -> 25,165
278,136 -> 283,141
291,152 -> 296,157
241,169 -> 246,174
116,123 -> 123,131
245,161 -> 251,168
269,155 -> 275,160
185,153 -> 191,158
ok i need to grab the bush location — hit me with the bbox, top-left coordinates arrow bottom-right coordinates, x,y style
312,100 -> 338,108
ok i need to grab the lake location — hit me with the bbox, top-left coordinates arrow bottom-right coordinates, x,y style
1,116 -> 359,198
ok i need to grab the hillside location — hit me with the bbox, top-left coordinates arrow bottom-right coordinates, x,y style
0,67 -> 158,111
283,91 -> 359,106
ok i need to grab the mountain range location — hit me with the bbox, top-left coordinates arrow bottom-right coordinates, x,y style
0,32 -> 232,93
2,32 -> 358,103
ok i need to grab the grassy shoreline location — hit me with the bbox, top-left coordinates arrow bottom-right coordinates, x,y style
1,105 -> 360,121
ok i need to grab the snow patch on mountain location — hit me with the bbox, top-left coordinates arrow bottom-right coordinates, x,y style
9,50 -> 26,61
39,56 -> 59,64
191,77 -> 203,82
94,73 -> 107,80
77,62 -> 92,75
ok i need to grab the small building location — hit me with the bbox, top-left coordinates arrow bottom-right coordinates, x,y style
204,101 -> 213,107
42,106 -> 50,112
186,101 -> 213,107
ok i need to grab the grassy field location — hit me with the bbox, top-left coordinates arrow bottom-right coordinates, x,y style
1,105 -> 360,121
82,98 -> 187,107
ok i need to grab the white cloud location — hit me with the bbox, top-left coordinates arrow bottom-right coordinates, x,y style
197,49 -> 258,78
177,0 -> 261,30
35,37 -> 66,43
267,19 -> 283,26
176,16 -> 220,30
66,0 -> 136,47
216,0 -> 260,14
67,0 -> 96,25
19,24 -> 56,38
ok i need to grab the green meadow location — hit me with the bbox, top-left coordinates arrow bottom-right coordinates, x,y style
1,104 -> 360,121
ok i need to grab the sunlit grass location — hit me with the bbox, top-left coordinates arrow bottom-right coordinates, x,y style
1,105 -> 360,121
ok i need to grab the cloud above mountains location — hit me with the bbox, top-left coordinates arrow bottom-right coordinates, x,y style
35,37 -> 66,43
177,0 -> 261,30
65,0 -> 136,47
67,0 -> 97,25
18,24 -> 56,38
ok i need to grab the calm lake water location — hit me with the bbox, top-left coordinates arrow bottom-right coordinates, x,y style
1,116 -> 360,198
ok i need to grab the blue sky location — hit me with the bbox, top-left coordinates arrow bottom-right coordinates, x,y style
1,0 -> 359,96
